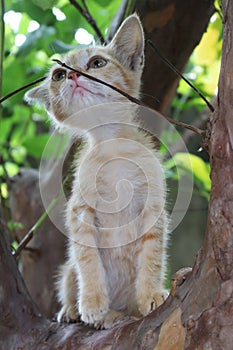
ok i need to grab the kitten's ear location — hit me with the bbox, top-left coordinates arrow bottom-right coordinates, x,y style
108,14 -> 144,70
25,83 -> 50,110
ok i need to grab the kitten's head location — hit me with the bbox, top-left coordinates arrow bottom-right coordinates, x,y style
25,14 -> 144,125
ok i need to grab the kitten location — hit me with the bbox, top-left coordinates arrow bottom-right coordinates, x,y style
25,14 -> 169,329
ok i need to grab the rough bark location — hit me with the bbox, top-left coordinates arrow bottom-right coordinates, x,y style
2,0 -> 232,349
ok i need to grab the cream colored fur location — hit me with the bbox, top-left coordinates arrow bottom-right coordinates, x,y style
25,14 -> 168,329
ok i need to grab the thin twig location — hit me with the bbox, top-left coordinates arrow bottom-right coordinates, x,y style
69,0 -> 106,45
0,76 -> 46,104
147,39 -> 215,113
12,196 -> 58,257
53,58 -> 204,135
13,175 -> 70,258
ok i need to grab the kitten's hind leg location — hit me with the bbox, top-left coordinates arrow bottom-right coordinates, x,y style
56,261 -> 79,323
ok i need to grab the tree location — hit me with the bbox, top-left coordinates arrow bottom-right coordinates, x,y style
1,0 -> 232,349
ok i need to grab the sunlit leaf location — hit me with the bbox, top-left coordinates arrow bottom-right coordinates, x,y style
17,25 -> 56,57
164,153 -> 211,199
11,146 -> 27,164
18,12 -> 31,34
1,183 -> 8,199
4,162 -> 19,177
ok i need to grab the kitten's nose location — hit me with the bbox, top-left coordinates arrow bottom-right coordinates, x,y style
68,71 -> 80,81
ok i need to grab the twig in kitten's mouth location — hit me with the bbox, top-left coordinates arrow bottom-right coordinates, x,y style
53,58 -> 204,136
52,58 -> 146,106
0,60 -> 204,135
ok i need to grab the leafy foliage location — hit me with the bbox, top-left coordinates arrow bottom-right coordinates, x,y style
164,153 -> 211,200
164,7 -> 222,200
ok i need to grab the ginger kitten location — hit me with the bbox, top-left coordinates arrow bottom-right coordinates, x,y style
26,14 -> 168,329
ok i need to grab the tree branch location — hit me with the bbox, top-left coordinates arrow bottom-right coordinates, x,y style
69,0 -> 106,45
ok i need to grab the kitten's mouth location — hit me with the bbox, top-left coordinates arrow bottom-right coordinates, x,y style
72,84 -> 92,96
71,83 -> 105,99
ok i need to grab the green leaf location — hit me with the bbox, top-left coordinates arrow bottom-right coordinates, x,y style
11,241 -> 19,250
0,117 -> 12,142
49,39 -> 78,54
3,58 -> 25,104
3,162 -> 19,177
32,0 -> 58,11
11,146 -> 27,164
8,221 -> 24,231
10,0 -> 55,25
1,183 -> 8,199
23,133 -> 68,159
17,25 -> 56,57
165,152 -> 211,198
18,12 -> 31,34
23,134 -> 51,158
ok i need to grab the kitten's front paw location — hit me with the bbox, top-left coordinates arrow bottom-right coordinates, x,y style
57,304 -> 79,323
137,289 -> 169,316
79,293 -> 109,326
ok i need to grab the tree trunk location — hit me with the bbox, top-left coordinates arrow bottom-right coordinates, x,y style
2,0 -> 233,349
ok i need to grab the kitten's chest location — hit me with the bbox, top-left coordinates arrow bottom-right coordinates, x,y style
78,154 -> 141,204
97,158 -> 136,200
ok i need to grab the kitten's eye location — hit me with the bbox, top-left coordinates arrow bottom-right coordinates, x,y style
87,56 -> 107,69
52,69 -> 66,81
